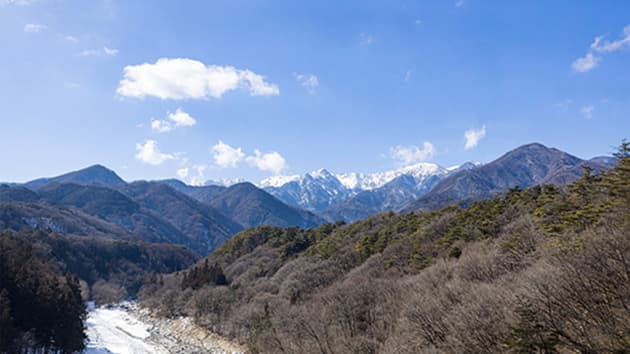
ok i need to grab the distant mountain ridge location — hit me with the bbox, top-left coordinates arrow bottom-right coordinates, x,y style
260,162 -> 481,221
24,164 -> 126,189
0,143 -> 617,254
1,165 -> 327,254
259,162 -> 475,217
207,182 -> 324,229
402,143 -> 617,212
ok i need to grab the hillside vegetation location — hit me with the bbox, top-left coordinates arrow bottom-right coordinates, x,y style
141,141 -> 630,353
0,232 -> 86,353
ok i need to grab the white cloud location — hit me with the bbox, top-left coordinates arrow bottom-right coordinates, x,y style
24,23 -> 46,33
464,126 -> 486,150
390,142 -> 435,165
116,58 -> 279,100
294,73 -> 319,94
573,24 -> 630,73
359,33 -> 374,46
246,150 -> 287,175
209,140 -> 288,175
581,105 -> 594,119
590,25 -> 630,53
2,0 -> 32,5
2,0 -> 31,5
134,140 -> 177,165
455,0 -> 465,8
103,47 -> 119,56
65,35 -> 78,43
151,119 -> 173,133
151,108 -> 197,133
177,167 -> 189,179
188,164 -> 208,186
79,49 -> 100,56
572,52 -> 600,73
80,47 -> 118,57
167,107 -> 196,126
211,141 -> 245,168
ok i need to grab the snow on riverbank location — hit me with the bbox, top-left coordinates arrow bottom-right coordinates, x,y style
85,302 -> 244,354
85,302 -> 168,354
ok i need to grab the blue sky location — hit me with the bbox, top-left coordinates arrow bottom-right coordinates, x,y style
1,0 -> 629,184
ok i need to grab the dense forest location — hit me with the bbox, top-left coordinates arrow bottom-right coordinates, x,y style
0,232 -> 86,353
0,230 -> 199,353
141,141 -> 630,353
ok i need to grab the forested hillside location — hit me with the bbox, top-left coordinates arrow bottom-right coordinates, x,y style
141,141 -> 630,353
0,232 -> 86,353
0,229 -> 199,353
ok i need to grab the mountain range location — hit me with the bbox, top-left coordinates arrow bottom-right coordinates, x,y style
259,161 -> 480,221
0,143 -> 617,255
403,143 -> 616,212
0,165 -> 321,254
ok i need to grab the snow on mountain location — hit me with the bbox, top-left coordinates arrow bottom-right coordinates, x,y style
259,162 -> 480,214
336,162 -> 447,190
261,169 -> 353,213
446,161 -> 483,173
259,174 -> 301,188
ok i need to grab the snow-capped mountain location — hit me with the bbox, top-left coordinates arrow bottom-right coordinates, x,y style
261,169 -> 354,213
259,162 -> 481,215
336,162 -> 448,190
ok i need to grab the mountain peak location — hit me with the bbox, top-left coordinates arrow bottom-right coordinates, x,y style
225,182 -> 264,194
25,164 -> 125,190
307,168 -> 335,179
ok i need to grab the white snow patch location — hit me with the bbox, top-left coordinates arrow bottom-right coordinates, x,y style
85,303 -> 167,354
259,174 -> 300,188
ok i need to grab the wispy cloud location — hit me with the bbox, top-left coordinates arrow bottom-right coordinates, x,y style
64,35 -> 78,43
590,25 -> 630,53
455,0 -> 465,8
2,0 -> 33,6
464,126 -> 486,150
103,47 -> 119,56
79,47 -> 119,57
573,24 -> 630,73
294,73 -> 319,94
117,58 -> 279,100
572,52 -> 600,73
24,23 -> 46,33
581,105 -> 594,119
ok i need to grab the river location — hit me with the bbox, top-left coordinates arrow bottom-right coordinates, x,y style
84,302 -> 243,354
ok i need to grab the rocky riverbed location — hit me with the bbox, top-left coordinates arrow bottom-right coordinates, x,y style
85,302 -> 245,354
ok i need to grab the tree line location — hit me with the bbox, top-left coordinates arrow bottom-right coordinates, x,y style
140,141 -> 630,353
